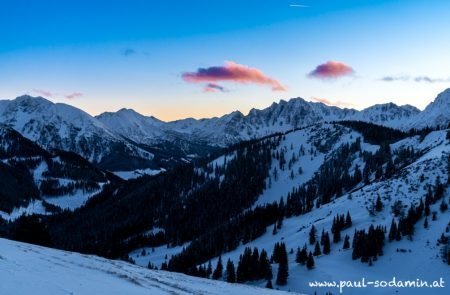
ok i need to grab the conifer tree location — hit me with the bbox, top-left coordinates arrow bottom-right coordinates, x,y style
323,232 -> 331,255
375,195 -> 383,212
343,235 -> 350,249
207,260 -> 212,278
226,259 -> 236,283
345,211 -> 352,227
333,228 -> 341,243
212,256 -> 223,280
296,244 -> 308,265
306,252 -> 315,270
388,218 -> 397,242
258,249 -> 272,280
266,279 -> 273,289
313,241 -> 322,256
276,243 -> 289,285
309,225 -> 316,245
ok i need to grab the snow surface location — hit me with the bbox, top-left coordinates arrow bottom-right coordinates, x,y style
43,184 -> 105,211
114,168 -> 166,180
0,200 -> 48,221
130,127 -> 450,295
0,238 -> 298,295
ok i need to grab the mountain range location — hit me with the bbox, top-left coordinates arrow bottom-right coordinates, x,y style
0,89 -> 449,173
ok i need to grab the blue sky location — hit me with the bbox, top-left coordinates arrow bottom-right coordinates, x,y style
1,0 -> 449,120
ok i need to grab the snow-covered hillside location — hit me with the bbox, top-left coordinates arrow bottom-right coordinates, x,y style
0,125 -> 115,219
409,88 -> 450,130
130,125 -> 450,295
97,89 -> 447,147
0,96 -> 155,171
0,238 -> 297,295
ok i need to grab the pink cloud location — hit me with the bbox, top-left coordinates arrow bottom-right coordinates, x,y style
65,92 -> 83,99
308,61 -> 354,79
31,89 -> 83,100
32,89 -> 54,97
182,61 -> 286,91
311,96 -> 355,108
204,83 -> 226,93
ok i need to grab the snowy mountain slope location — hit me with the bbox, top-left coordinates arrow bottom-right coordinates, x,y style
130,126 -> 450,295
97,89 -> 449,147
97,97 -> 419,147
0,95 -> 157,171
0,238 -> 298,295
252,124 -> 379,207
0,125 -> 118,218
409,88 -> 450,130
0,89 -> 447,171
352,103 -> 420,129
96,108 -> 166,144
0,95 -> 220,173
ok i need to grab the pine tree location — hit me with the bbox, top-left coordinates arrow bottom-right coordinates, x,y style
425,203 -> 431,216
272,224 -> 277,235
323,232 -> 331,255
277,216 -> 283,230
306,252 -> 315,270
345,211 -> 352,227
343,235 -> 350,249
212,256 -> 223,280
388,218 -> 397,242
296,244 -> 308,265
309,225 -> 316,245
313,241 -> 322,256
272,242 -> 280,263
258,249 -> 272,280
440,200 -> 448,212
375,195 -> 383,212
333,228 -> 341,243
266,279 -> 273,289
275,243 -> 288,285
226,259 -> 236,283
250,248 -> 260,281
207,260 -> 212,278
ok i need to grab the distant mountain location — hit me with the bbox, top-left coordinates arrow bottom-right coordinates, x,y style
97,91 -> 429,146
409,88 -> 450,130
0,96 -> 210,172
0,125 -> 119,217
1,89 -> 448,172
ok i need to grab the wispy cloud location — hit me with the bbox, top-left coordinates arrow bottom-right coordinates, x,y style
311,96 -> 355,108
182,61 -> 286,91
379,75 -> 450,83
32,89 -> 54,97
121,48 -> 137,57
32,89 -> 83,100
65,92 -> 83,99
414,76 -> 450,83
379,75 -> 410,82
289,4 -> 309,8
308,61 -> 354,79
204,83 -> 227,93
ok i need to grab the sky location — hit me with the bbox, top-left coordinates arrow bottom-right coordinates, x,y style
1,0 -> 449,121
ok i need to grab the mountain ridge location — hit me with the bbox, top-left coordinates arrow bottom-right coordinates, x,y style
0,89 -> 448,171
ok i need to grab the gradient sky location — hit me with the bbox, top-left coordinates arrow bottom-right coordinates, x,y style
1,0 -> 450,121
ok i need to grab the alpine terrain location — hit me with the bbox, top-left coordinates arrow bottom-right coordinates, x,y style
0,89 -> 449,295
